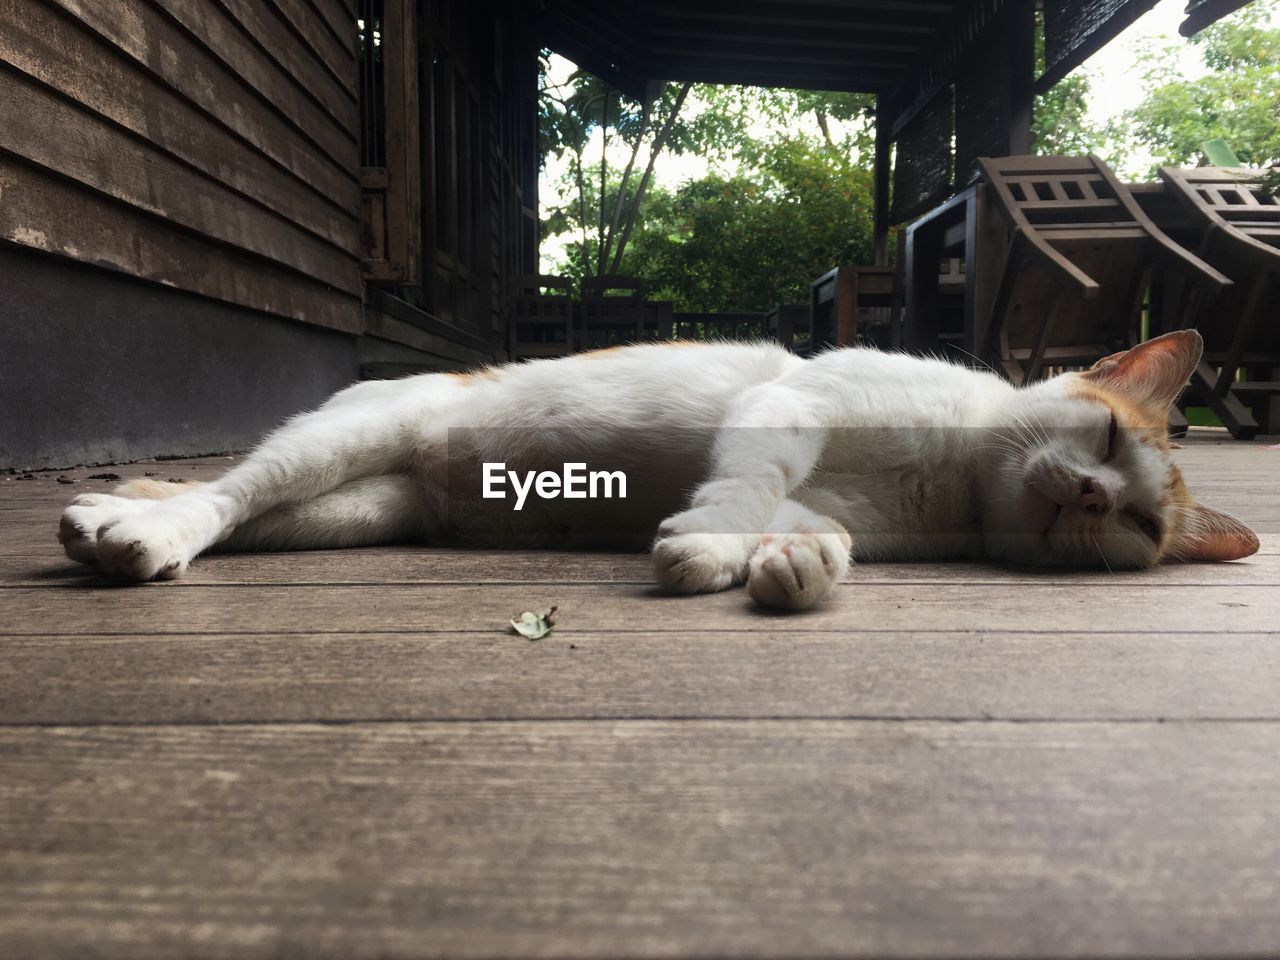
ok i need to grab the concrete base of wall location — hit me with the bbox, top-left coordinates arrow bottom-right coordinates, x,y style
1,247 -> 360,470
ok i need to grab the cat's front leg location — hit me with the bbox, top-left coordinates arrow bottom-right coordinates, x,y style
653,384 -> 827,594
746,499 -> 852,611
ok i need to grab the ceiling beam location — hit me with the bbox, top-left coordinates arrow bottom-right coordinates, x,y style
649,40 -> 914,67
651,23 -> 920,53
647,62 -> 891,92
653,0 -> 938,33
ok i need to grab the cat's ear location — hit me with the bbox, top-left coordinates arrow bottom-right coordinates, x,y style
1171,502 -> 1259,562
1080,330 -> 1203,410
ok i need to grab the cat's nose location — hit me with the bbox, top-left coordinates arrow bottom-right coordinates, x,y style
1078,476 -> 1114,513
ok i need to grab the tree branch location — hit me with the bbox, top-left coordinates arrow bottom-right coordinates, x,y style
608,82 -> 693,276
601,97 -> 652,270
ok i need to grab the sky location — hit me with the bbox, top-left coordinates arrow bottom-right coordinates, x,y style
540,0 -> 1276,270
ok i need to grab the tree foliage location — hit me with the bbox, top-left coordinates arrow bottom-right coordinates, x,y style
1031,8 -> 1106,155
1112,5 -> 1280,174
620,140 -> 873,312
539,62 -> 876,311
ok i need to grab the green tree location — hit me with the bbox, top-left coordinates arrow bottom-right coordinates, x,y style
617,138 -> 875,312
540,59 -> 743,279
1114,4 -> 1280,174
540,64 -> 876,309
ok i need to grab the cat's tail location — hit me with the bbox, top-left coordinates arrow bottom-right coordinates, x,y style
113,477 -> 205,500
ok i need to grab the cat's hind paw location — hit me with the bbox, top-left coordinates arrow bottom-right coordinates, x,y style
747,524 -> 851,611
95,513 -> 199,581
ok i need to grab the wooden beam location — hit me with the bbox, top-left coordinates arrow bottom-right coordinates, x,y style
1036,0 -> 1159,94
1006,0 -> 1035,156
1181,0 -> 1252,36
649,39 -> 913,67
642,67 -> 887,93
651,22 -> 920,53
654,0 -> 937,33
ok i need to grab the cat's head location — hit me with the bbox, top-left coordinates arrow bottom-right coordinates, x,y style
981,330 -> 1258,568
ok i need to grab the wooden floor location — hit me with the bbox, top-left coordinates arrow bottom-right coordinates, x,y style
2,433 -> 1279,958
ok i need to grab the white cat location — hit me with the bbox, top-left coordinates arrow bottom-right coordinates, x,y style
58,330 -> 1257,610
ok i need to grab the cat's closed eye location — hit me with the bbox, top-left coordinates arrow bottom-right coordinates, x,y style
1125,508 -> 1160,543
1103,409 -> 1119,462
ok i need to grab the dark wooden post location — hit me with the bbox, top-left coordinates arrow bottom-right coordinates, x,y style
873,99 -> 892,267
1006,0 -> 1035,157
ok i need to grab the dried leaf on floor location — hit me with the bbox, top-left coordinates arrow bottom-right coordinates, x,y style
510,606 -> 558,640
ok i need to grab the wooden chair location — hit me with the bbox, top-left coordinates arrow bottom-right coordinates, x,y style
579,275 -> 647,349
809,264 -> 904,352
1156,165 -> 1280,438
810,232 -> 908,352
508,275 -> 576,360
976,154 -> 1232,384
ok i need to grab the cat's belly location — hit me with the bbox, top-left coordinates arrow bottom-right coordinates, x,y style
810,465 -> 985,562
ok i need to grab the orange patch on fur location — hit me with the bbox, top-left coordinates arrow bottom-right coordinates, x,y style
448,367 -> 499,381
1070,380 -> 1172,449
113,477 -> 204,500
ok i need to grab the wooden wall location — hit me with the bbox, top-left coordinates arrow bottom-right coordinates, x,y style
0,0 -> 364,334
371,0 -> 539,358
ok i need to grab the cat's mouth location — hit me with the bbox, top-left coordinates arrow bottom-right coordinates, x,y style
1022,486 -> 1063,536
1043,504 -> 1064,535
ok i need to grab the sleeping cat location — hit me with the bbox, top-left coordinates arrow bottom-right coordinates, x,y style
58,329 -> 1257,610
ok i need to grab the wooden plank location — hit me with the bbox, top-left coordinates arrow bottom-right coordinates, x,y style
211,0 -> 357,130
1,722 -> 1279,958
44,0 -> 358,212
0,0 -> 358,255
301,0 -> 358,60
0,72 -> 362,295
5,548 -> 1280,586
1,582 -> 1277,636
263,0 -> 356,82
146,0 -> 357,170
0,157 -> 362,334
4,629 -> 1280,724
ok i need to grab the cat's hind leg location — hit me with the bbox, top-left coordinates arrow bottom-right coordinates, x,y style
60,475 -> 433,571
89,377 -> 445,580
218,475 -> 435,551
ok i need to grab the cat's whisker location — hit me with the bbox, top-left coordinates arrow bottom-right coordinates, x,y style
1090,531 -> 1114,575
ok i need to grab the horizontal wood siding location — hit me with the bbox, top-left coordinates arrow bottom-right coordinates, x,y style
0,0 -> 363,333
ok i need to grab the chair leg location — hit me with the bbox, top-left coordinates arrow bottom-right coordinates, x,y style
1191,360 -> 1259,440
979,231 -> 1024,376
1024,297 -> 1065,383
1214,275 -> 1270,395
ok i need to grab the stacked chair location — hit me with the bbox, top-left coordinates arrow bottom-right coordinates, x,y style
976,154 -> 1232,384
1155,165 -> 1280,438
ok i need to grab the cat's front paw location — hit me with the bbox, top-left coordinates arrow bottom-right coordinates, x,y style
58,494 -> 151,566
96,513 -> 198,581
747,524 -> 851,611
652,509 -> 755,594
